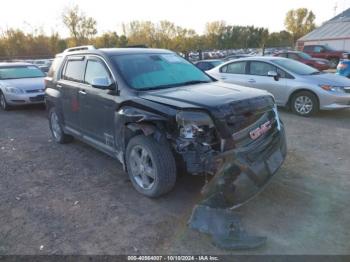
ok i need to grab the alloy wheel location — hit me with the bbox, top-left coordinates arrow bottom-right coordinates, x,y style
50,112 -> 62,140
129,145 -> 156,190
0,93 -> 6,109
294,96 -> 313,115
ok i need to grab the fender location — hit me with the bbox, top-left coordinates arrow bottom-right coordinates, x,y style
114,106 -> 170,169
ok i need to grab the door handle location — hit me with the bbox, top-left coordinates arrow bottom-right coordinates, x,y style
79,90 -> 87,95
248,79 -> 256,83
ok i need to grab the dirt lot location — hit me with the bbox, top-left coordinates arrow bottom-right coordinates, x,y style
0,106 -> 349,255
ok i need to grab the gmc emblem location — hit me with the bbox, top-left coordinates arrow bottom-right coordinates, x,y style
249,120 -> 272,140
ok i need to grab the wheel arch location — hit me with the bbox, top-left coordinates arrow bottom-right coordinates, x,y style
114,105 -> 172,169
287,88 -> 320,110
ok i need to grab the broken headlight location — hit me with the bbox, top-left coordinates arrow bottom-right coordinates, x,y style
176,111 -> 215,140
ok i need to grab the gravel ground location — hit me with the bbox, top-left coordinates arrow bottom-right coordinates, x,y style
0,105 -> 349,255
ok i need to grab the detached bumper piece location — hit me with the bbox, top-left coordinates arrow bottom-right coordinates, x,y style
188,126 -> 287,250
189,205 -> 266,250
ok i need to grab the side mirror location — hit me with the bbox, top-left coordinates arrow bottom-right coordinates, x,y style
267,71 -> 280,81
91,77 -> 115,90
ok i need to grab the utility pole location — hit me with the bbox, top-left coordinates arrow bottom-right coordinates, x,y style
333,2 -> 338,16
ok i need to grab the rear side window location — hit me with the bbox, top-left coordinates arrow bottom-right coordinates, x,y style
47,56 -> 63,78
249,61 -> 276,76
221,62 -> 246,74
62,58 -> 85,82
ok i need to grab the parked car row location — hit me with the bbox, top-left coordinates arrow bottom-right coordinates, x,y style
190,44 -> 348,70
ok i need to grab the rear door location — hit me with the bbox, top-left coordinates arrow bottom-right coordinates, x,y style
58,56 -> 86,131
79,56 -> 117,147
217,61 -> 251,87
246,61 -> 287,104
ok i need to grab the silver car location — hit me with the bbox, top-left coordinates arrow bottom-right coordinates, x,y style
0,63 -> 46,110
207,57 -> 350,116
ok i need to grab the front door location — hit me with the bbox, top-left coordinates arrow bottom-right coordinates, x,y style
246,61 -> 286,105
79,57 -> 117,147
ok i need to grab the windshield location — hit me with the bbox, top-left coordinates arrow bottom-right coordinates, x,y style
298,52 -> 312,59
273,59 -> 319,75
0,65 -> 45,80
112,53 -> 212,90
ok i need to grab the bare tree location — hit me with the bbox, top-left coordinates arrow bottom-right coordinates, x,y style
62,5 -> 97,46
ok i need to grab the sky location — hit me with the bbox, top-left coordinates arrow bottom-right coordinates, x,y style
0,0 -> 349,36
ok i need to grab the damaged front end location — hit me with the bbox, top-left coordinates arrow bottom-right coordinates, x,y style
175,96 -> 287,249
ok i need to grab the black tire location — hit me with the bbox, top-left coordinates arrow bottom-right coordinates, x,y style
0,91 -> 10,111
329,58 -> 339,69
48,107 -> 73,144
125,135 -> 176,198
291,91 -> 319,117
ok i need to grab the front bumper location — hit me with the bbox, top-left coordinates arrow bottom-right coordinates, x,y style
3,92 -> 45,105
319,92 -> 350,110
200,123 -> 287,209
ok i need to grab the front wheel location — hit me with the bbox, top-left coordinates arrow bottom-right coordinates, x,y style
291,91 -> 319,117
0,92 -> 10,111
126,135 -> 176,198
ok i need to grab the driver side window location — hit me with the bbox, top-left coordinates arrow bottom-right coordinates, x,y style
84,59 -> 111,86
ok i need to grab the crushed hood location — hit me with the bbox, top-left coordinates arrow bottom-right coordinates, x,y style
138,82 -> 272,109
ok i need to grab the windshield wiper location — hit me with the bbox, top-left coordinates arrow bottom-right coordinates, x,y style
310,71 -> 322,75
180,80 -> 211,86
139,80 -> 211,91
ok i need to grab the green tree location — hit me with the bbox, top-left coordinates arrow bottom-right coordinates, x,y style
284,8 -> 316,44
267,30 -> 293,47
62,5 -> 97,46
204,21 -> 226,49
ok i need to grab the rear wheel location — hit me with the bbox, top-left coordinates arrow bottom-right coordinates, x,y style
0,92 -> 10,111
126,135 -> 176,198
49,107 -> 73,144
291,91 -> 319,117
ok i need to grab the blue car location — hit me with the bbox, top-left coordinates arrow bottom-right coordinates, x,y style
336,53 -> 350,78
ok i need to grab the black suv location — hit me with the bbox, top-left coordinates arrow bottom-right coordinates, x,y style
45,46 -> 287,204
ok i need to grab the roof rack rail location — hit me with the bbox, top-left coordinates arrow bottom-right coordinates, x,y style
64,45 -> 96,53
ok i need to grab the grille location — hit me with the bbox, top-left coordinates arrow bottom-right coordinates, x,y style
223,96 -> 274,133
26,89 -> 43,94
29,95 -> 45,102
232,110 -> 278,149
